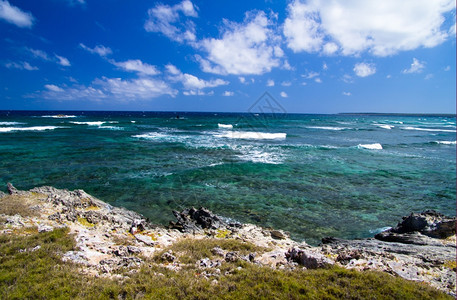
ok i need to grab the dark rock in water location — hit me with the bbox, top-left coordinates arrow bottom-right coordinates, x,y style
375,210 -> 456,243
169,207 -> 227,233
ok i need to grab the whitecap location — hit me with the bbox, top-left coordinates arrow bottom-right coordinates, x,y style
100,126 -> 123,130
131,121 -> 136,123
403,126 -> 455,133
434,141 -> 456,145
374,124 -> 394,130
218,123 -> 233,129
0,122 -> 25,125
42,115 -> 77,118
214,131 -> 286,140
306,126 -> 346,131
358,143 -> 383,150
133,132 -> 169,139
0,126 -> 64,132
71,121 -> 105,126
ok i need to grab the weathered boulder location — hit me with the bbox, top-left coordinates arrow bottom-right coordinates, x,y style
286,247 -> 334,269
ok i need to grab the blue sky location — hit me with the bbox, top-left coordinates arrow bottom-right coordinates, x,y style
0,0 -> 455,113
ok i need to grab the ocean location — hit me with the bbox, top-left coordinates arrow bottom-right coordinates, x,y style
0,110 -> 455,245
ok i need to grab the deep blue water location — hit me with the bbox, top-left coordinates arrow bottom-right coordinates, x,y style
0,111 -> 455,245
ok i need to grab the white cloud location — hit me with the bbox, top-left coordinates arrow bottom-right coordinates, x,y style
280,91 -> 288,98
112,59 -> 160,76
238,77 -> 246,83
45,84 -> 64,92
402,58 -> 425,74
39,77 -> 177,101
281,81 -> 292,86
166,63 -> 228,90
342,74 -> 354,83
79,44 -> 112,57
266,79 -> 275,86
323,42 -> 338,55
353,62 -> 376,77
424,74 -> 434,80
223,91 -> 234,96
27,48 -> 49,60
0,0 -> 34,28
322,62 -> 328,70
302,71 -> 319,79
55,55 -> 71,67
197,11 -> 282,75
5,61 -> 38,71
342,91 -> 351,96
144,0 -> 198,43
284,0 -> 323,53
314,78 -> 322,83
283,0 -> 456,56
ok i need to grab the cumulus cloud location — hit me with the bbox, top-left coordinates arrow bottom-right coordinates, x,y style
144,0 -> 198,43
266,79 -> 275,86
196,11 -> 283,75
281,81 -> 292,86
223,91 -> 234,96
314,78 -> 322,83
0,0 -> 34,28
280,91 -> 288,98
165,63 -> 228,93
39,77 -> 177,101
342,91 -> 351,96
283,0 -> 456,56
79,44 -> 112,57
402,58 -> 425,74
44,84 -> 64,92
353,62 -> 376,77
55,55 -> 71,67
5,61 -> 38,71
111,59 -> 160,76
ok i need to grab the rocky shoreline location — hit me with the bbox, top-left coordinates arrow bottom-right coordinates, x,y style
0,184 -> 455,296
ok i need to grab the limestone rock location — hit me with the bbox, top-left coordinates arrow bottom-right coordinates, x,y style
286,247 -> 334,269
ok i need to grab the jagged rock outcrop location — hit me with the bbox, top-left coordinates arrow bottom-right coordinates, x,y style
169,207 -> 241,233
321,210 -> 456,296
375,210 -> 456,242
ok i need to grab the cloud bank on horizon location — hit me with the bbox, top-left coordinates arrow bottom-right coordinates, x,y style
0,0 -> 455,113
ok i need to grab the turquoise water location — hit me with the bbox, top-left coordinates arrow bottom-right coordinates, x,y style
0,111 -> 455,245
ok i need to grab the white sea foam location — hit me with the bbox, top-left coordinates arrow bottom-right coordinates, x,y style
403,126 -> 455,133
358,143 -> 383,150
306,126 -> 346,131
100,126 -> 123,130
374,124 -> 394,130
214,131 -> 286,140
218,123 -> 233,129
42,115 -> 77,118
131,121 -> 136,123
369,226 -> 392,235
0,126 -> 64,132
133,132 -> 169,139
434,141 -> 456,145
0,122 -> 24,125
71,121 -> 105,126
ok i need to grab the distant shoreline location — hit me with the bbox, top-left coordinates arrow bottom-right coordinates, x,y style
339,112 -> 456,117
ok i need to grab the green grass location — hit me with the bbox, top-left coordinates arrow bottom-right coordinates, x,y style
0,229 -> 452,299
